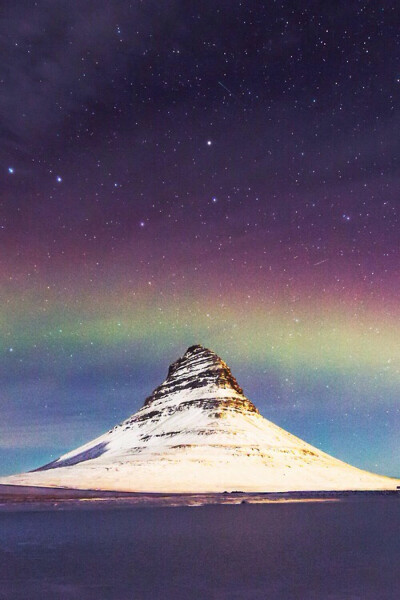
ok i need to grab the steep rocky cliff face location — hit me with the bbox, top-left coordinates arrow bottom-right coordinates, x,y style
147,344 -> 246,398
2,345 -> 398,492
139,344 -> 259,424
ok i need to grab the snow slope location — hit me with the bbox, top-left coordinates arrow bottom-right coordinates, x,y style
2,345 -> 398,492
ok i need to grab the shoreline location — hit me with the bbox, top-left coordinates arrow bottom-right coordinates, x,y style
0,484 -> 398,511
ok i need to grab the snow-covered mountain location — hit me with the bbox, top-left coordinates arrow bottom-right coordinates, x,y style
2,344 -> 398,492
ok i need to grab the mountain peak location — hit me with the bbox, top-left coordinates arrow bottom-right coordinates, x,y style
143,344 -> 251,410
184,343 -> 206,354
169,343 -> 221,376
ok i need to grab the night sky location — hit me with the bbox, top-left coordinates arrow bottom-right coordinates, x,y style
1,1 -> 399,477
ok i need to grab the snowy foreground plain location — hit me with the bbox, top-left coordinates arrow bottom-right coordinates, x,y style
2,346 -> 399,493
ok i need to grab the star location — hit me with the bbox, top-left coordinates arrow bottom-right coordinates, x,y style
207,140 -> 212,146
56,176 -> 62,183
139,221 -> 145,227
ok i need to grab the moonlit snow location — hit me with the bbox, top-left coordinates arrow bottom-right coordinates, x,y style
2,345 -> 398,492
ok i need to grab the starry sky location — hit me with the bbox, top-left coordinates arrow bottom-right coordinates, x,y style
1,1 -> 399,478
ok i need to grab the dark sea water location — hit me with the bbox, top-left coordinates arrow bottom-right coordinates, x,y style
0,499 -> 399,600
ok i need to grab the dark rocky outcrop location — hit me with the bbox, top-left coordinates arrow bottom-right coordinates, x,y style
143,344 -> 258,416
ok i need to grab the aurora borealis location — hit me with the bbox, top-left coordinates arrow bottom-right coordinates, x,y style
0,2 -> 399,477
